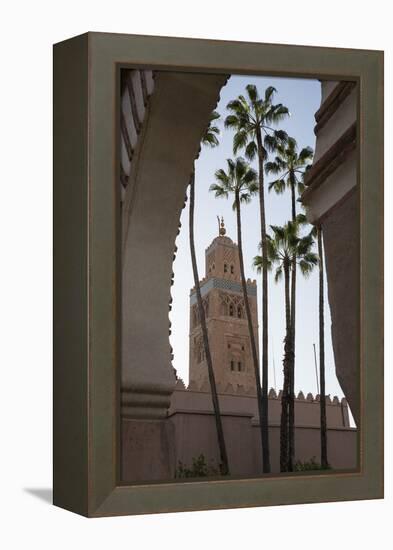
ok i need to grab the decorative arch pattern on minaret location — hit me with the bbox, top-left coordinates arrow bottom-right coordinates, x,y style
189,223 -> 259,392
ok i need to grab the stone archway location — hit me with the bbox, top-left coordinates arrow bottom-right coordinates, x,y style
120,70 -> 227,480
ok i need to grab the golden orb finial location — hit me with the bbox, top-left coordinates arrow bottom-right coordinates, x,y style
219,216 -> 226,236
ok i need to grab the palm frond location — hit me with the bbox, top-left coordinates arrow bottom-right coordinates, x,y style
297,234 -> 314,256
270,224 -> 286,244
202,132 -> 219,147
243,167 -> 258,185
264,86 -> 277,104
246,84 -> 259,104
253,254 -> 273,273
227,96 -> 249,118
213,168 -> 230,187
224,114 -> 240,129
286,136 -> 297,151
274,265 -> 283,283
299,259 -> 315,278
201,110 -> 221,147
268,178 -> 286,194
253,254 -> 263,273
245,140 -> 257,161
209,110 -> 220,122
265,235 -> 279,261
295,213 -> 308,226
269,104 -> 290,123
233,130 -> 248,154
226,158 -> 236,178
209,183 -> 229,199
265,159 -> 285,175
264,133 -> 278,153
297,181 -> 306,195
303,252 -> 318,265
274,129 -> 289,143
234,156 -> 247,182
299,260 -> 310,277
239,191 -> 252,204
226,98 -> 242,112
298,146 -> 314,164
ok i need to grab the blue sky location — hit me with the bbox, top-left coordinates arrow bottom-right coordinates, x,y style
170,74 -> 348,406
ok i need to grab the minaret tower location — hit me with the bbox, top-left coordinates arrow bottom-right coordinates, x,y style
189,218 -> 259,392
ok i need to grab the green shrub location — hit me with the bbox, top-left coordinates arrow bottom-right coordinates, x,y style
294,457 -> 331,471
175,454 -> 219,478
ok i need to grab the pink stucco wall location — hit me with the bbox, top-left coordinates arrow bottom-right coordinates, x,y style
121,386 -> 357,482
168,386 -> 357,475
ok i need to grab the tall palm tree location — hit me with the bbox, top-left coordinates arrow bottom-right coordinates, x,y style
254,219 -> 318,471
209,157 -> 266,469
316,225 -> 328,468
189,110 -> 229,475
265,138 -> 313,469
225,85 -> 289,472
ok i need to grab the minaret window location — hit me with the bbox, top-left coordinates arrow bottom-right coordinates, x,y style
229,304 -> 234,316
230,360 -> 234,371
192,308 -> 199,328
238,361 -> 242,372
195,338 -> 206,364
224,263 -> 228,273
237,306 -> 242,318
230,265 -> 234,274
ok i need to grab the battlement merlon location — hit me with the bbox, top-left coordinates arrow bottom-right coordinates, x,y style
181,381 -> 347,406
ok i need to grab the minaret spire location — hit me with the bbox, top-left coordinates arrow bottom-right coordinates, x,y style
219,216 -> 226,236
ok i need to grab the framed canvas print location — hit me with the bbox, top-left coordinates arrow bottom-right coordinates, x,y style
53,32 -> 383,517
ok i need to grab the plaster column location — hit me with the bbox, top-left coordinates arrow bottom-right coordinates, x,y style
302,80 -> 360,426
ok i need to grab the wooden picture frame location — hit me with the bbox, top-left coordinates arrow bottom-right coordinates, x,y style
53,32 -> 383,517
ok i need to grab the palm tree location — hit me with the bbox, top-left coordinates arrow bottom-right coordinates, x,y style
209,157 -> 267,470
189,110 -> 229,475
225,85 -> 289,472
316,225 -> 328,468
254,219 -> 318,471
266,138 -> 313,469
266,137 -> 313,222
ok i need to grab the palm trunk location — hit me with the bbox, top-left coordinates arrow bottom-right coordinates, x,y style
288,175 -> 297,471
235,189 -> 265,472
317,226 -> 328,468
280,257 -> 292,472
189,171 -> 230,475
256,129 -> 271,473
